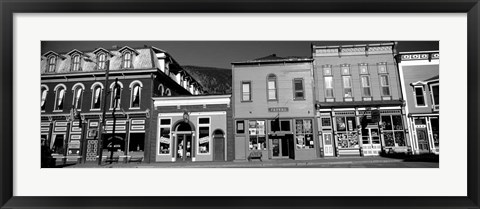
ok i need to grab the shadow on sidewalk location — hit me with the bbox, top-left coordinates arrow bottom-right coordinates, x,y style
379,152 -> 439,162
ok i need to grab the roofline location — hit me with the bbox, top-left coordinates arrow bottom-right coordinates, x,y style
312,42 -> 395,49
232,58 -> 314,65
397,50 -> 439,54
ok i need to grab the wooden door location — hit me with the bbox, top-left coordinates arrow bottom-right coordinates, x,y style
214,135 -> 225,161
323,133 -> 334,157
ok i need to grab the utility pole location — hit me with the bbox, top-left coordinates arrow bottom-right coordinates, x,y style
98,60 -> 110,165
110,78 -> 120,163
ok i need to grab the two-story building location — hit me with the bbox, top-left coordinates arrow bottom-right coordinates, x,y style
396,51 -> 439,155
40,45 -> 204,164
232,54 -> 317,161
313,43 -> 409,157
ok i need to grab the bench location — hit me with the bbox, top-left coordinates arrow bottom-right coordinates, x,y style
104,156 -> 119,163
128,156 -> 144,163
248,151 -> 262,162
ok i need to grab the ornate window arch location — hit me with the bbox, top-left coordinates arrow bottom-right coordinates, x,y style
165,88 -> 171,96
91,82 -> 104,110
47,55 -> 57,73
110,81 -> 124,109
71,83 -> 85,110
158,84 -> 165,96
41,85 -> 49,111
71,54 -> 82,71
129,80 -> 143,109
122,51 -> 133,69
53,84 -> 67,111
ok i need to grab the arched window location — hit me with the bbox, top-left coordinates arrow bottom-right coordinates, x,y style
267,74 -> 277,101
91,83 -> 103,110
72,84 -> 84,110
158,84 -> 164,96
54,85 -> 66,111
122,51 -> 132,69
165,88 -> 171,96
110,82 -> 123,109
47,55 -> 56,72
72,55 -> 81,71
129,81 -> 143,108
41,86 -> 48,111
98,53 -> 107,70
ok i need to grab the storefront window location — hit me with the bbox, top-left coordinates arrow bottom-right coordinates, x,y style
295,119 -> 314,149
159,119 -> 171,154
381,115 -> 405,147
198,126 -> 210,154
335,116 -> 359,148
249,120 -> 266,150
198,117 -> 211,154
431,117 -> 439,148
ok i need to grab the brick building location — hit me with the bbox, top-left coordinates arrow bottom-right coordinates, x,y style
396,51 -> 439,155
40,45 -> 204,163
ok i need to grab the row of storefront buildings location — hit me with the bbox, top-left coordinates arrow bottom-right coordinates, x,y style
40,42 -> 439,164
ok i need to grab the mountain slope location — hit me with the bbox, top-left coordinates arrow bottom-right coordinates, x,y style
182,65 -> 232,95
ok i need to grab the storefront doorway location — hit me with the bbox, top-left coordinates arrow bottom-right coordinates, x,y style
175,122 -> 195,161
416,128 -> 429,152
322,132 -> 334,157
213,129 -> 225,161
361,125 -> 381,156
270,134 -> 294,159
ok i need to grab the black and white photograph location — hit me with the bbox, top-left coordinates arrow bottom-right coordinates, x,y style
40,41 -> 439,168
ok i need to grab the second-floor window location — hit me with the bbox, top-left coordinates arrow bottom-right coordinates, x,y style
342,76 -> 352,97
41,87 -> 48,111
72,55 -> 81,71
361,76 -> 371,97
131,83 -> 141,108
380,75 -> 391,96
414,86 -> 426,107
73,86 -> 83,110
267,74 -> 277,101
122,52 -> 132,69
324,76 -> 334,98
293,78 -> 304,100
241,81 -> 251,101
55,87 -> 66,111
98,53 -> 107,70
110,83 -> 122,109
92,85 -> 102,109
48,56 -> 56,72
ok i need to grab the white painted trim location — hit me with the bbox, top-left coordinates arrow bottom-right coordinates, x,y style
398,60 -> 440,66
153,96 -> 231,107
129,80 -> 143,89
90,82 -> 104,90
41,84 -> 49,92
157,111 -> 226,117
53,83 -> 67,91
196,116 -> 212,156
413,86 -> 428,108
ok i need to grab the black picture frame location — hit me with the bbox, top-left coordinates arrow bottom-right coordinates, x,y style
1,0 -> 479,208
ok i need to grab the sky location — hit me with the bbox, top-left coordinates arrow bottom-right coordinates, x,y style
41,41 -> 439,69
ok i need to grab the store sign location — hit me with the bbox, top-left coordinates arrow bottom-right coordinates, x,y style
68,141 -> 81,149
268,107 -> 289,112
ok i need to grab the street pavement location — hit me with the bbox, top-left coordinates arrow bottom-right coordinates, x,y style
60,156 -> 439,168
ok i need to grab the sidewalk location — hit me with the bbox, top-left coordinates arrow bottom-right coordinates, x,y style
66,156 -> 410,168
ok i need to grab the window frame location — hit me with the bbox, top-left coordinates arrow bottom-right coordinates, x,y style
71,54 -> 81,72
248,120 -> 266,151
429,83 -> 439,109
380,74 -> 391,97
197,116 -> 211,155
90,82 -> 104,111
41,86 -> 49,112
53,84 -> 66,112
413,85 -> 427,107
381,115 -> 406,147
342,75 -> 353,98
294,119 -> 314,149
236,120 -> 245,134
293,78 -> 305,100
97,52 -> 107,70
360,75 -> 371,98
71,84 -> 84,111
241,81 -> 252,102
47,55 -> 57,73
266,74 -> 277,101
377,62 -> 388,74
122,51 -> 133,69
324,76 -> 334,99
359,63 -> 369,75
109,81 -> 123,110
129,81 -> 143,109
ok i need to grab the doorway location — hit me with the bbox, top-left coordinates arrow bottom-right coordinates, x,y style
362,126 -> 381,156
270,134 -> 294,159
416,128 -> 429,152
322,132 -> 334,157
213,129 -> 225,161
175,122 -> 195,161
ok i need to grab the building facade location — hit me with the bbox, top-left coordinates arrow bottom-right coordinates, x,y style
149,95 -> 233,162
397,51 -> 439,155
313,43 -> 409,157
41,45 -> 204,163
232,55 -> 317,161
